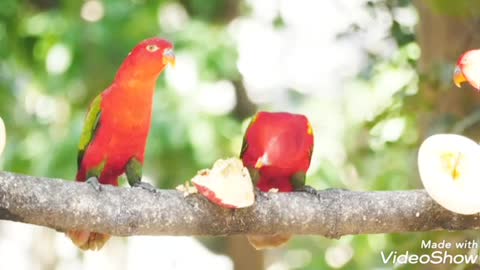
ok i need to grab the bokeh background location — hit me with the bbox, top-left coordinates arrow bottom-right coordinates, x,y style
2,0 -> 480,269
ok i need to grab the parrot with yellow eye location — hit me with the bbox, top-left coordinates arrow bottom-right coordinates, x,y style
66,37 -> 175,251
454,49 -> 480,90
240,111 -> 314,249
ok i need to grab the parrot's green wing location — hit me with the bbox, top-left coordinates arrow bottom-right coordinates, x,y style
239,113 -> 259,158
240,113 -> 261,185
291,172 -> 306,189
77,94 -> 102,169
292,141 -> 314,190
239,134 -> 248,159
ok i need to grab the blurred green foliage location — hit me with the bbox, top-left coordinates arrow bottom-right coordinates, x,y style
0,0 -> 478,269
427,0 -> 480,17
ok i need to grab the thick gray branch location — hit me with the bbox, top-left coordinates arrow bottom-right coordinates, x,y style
0,171 -> 478,237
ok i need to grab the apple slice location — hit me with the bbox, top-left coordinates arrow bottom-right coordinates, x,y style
176,181 -> 198,197
191,157 -> 255,209
418,134 -> 480,215
0,117 -> 5,157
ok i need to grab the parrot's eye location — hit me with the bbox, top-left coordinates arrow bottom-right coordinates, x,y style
146,45 -> 160,52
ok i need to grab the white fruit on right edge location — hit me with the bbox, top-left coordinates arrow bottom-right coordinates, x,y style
418,134 -> 480,215
0,117 -> 5,157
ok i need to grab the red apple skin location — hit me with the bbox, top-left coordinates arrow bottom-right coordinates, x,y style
193,183 -> 238,209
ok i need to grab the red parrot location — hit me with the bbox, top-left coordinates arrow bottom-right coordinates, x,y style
66,38 -> 175,251
240,111 -> 314,249
454,49 -> 480,90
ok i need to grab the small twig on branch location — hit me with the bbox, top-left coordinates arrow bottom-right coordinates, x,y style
0,171 -> 478,238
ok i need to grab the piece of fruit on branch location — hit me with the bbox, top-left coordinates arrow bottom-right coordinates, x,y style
191,157 -> 255,209
418,134 -> 480,215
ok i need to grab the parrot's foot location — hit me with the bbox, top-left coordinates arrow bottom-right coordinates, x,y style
66,230 -> 111,251
86,177 -> 102,192
247,234 -> 292,250
254,187 -> 269,200
133,181 -> 157,193
297,185 -> 319,196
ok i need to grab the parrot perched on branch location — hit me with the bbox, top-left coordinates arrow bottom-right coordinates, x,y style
67,37 -> 175,251
240,111 -> 314,249
454,49 -> 480,90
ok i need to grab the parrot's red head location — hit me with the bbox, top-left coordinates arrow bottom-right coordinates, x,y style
454,49 -> 480,90
116,37 -> 175,83
242,112 -> 314,179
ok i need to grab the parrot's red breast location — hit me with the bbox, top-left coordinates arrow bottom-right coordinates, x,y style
241,112 -> 314,192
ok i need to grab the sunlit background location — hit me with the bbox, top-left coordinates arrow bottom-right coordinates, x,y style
2,0 -> 480,269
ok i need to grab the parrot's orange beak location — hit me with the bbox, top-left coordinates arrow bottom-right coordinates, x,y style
453,65 -> 466,88
255,154 -> 270,169
163,49 -> 176,68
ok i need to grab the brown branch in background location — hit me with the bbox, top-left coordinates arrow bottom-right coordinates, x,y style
231,79 -> 257,120
0,171 -> 479,237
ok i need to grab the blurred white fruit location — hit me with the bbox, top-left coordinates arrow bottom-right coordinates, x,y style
418,134 -> 480,215
191,157 -> 255,209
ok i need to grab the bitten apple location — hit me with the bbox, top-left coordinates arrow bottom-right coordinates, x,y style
191,158 -> 255,209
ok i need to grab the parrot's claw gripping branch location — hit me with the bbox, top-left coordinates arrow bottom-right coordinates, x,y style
86,177 -> 102,192
296,185 -> 320,197
132,182 -> 158,193
254,188 -> 270,200
3,171 -> 480,237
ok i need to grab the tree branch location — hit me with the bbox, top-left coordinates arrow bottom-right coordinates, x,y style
0,171 -> 478,238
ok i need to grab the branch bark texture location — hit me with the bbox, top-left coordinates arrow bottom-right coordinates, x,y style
0,171 -> 478,238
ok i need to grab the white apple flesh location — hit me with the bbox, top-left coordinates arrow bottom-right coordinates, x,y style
191,158 -> 255,209
418,134 -> 480,215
